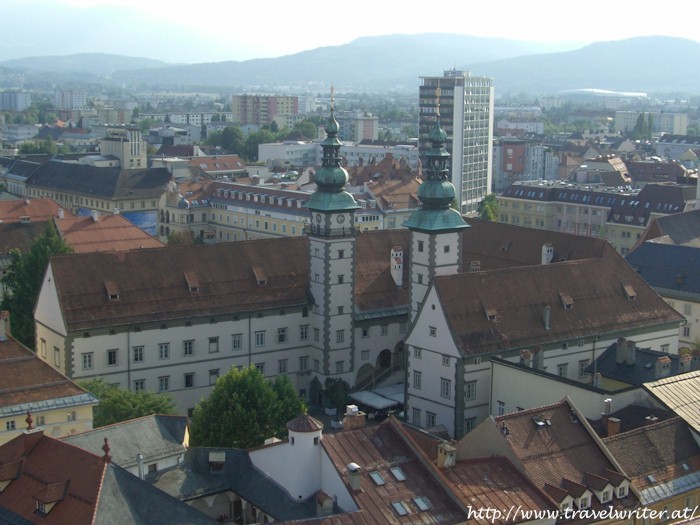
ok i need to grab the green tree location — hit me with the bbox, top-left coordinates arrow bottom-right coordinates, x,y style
293,120 -> 318,140
220,126 -> 245,153
477,193 -> 499,221
79,378 -> 176,428
242,129 -> 275,162
19,138 -> 58,156
190,366 -> 306,448
1,224 -> 72,348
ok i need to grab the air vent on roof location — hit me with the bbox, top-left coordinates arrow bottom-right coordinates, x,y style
533,415 -> 547,428
559,292 -> 574,310
253,266 -> 268,286
184,271 -> 199,292
623,284 -> 637,301
104,280 -> 119,301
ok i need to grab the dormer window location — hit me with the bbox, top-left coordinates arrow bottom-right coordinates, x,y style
104,280 -> 119,301
578,496 -> 590,510
616,485 -> 628,498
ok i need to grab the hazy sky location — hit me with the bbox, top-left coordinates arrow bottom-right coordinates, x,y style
4,0 -> 699,63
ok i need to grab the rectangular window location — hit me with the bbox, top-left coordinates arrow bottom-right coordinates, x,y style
313,328 -> 320,342
134,379 -> 145,391
299,356 -> 309,370
399,322 -> 407,333
255,331 -> 265,347
278,328 -> 287,343
413,407 -> 421,426
465,380 -> 477,401
362,327 -> 369,338
497,400 -> 505,416
5,421 -> 16,431
337,306 -> 344,315
336,361 -> 344,373
209,337 -> 219,353
184,373 -> 194,388
414,348 -> 422,359
54,347 -> 60,366
313,359 -> 320,372
107,349 -> 117,366
337,274 -> 344,284
41,339 -> 46,358
299,325 -> 309,341
82,352 -> 93,370
159,376 -> 170,392
426,412 -> 436,428
429,326 -> 437,337
336,329 -> 345,344
361,349 -> 370,360
417,240 -> 424,252
133,346 -> 144,363
183,340 -> 194,357
159,343 -> 170,360
255,363 -> 265,375
413,370 -> 422,389
440,378 -> 451,399
278,359 -> 288,374
578,359 -> 590,379
558,363 -> 568,378
66,411 -> 76,422
209,369 -> 219,385
442,355 -> 449,367
232,333 -> 242,350
464,417 -> 477,433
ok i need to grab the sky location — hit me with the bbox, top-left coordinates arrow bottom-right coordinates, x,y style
4,0 -> 700,63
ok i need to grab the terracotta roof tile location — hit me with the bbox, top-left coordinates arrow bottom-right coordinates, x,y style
53,213 -> 165,253
0,198 -> 62,222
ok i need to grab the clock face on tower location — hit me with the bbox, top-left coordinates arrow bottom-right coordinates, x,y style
336,214 -> 345,224
315,213 -> 322,223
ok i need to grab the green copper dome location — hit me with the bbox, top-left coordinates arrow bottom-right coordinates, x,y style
403,114 -> 468,233
307,91 -> 361,213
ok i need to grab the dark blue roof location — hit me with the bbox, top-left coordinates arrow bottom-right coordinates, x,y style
626,242 -> 700,296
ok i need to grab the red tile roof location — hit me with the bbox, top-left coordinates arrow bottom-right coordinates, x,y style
0,431 -> 106,524
53,213 -> 165,253
0,337 -> 92,410
0,198 -> 62,222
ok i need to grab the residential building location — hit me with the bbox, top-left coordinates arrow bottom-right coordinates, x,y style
614,111 -> 688,135
0,157 -> 41,195
97,127 -> 147,169
335,111 -> 379,143
0,322 -> 98,446
186,154 -> 247,180
54,90 -> 87,110
656,135 -> 700,162
25,160 -> 171,237
0,426 -> 214,524
498,180 -> 697,255
626,209 -> 700,349
461,399 -> 638,521
231,95 -> 298,126
0,123 -> 39,144
0,91 -> 32,111
419,69 -> 494,214
603,417 -> 700,518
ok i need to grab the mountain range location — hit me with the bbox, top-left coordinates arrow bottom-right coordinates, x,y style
1,34 -> 699,96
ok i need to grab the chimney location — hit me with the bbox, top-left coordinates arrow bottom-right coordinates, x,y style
542,243 -> 554,264
390,246 -> 403,287
655,356 -> 672,379
520,349 -> 533,368
342,405 -> 366,430
57,208 -> 64,219
607,417 -> 621,437
533,345 -> 544,370
113,208 -> 120,215
91,210 -> 99,222
137,453 -> 145,480
543,305 -> 551,330
437,443 -> 456,469
625,339 -> 636,365
593,372 -> 602,387
347,462 -> 362,491
615,338 -> 627,364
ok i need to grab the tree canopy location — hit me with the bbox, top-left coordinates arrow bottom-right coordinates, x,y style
79,378 -> 176,428
190,366 -> 306,449
1,223 -> 72,348
477,193 -> 499,221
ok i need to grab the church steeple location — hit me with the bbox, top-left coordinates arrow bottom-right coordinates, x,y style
404,87 -> 468,232
405,86 -> 467,321
307,86 -> 361,219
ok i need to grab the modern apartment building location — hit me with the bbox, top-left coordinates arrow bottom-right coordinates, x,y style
231,95 -> 298,126
0,91 -> 32,111
419,69 -> 494,215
